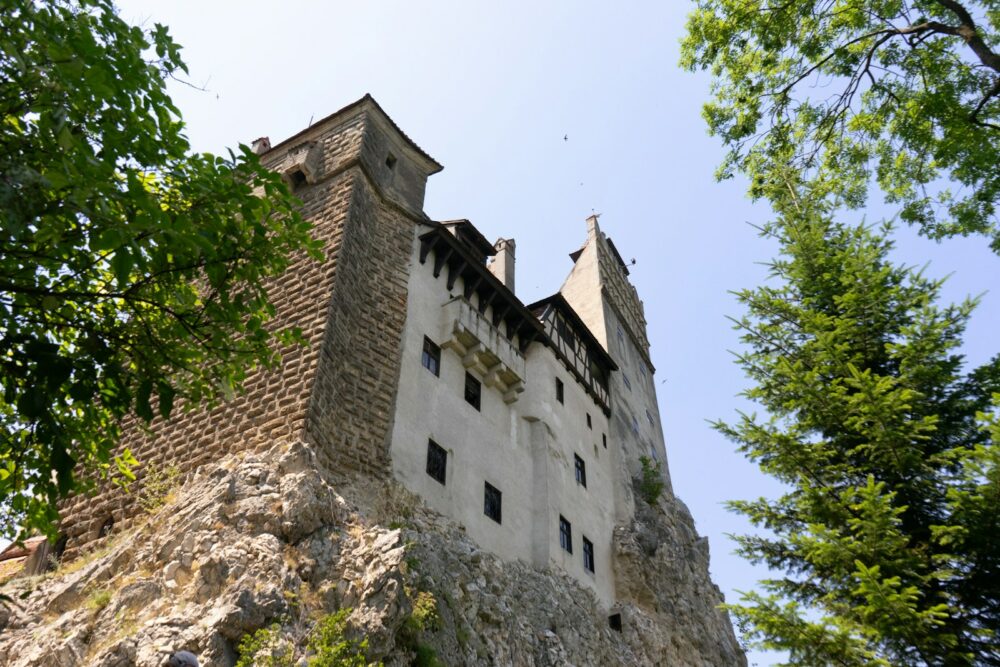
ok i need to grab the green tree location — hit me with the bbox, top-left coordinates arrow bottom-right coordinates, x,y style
681,0 -> 1000,251
0,0 -> 320,540
717,185 -> 1000,664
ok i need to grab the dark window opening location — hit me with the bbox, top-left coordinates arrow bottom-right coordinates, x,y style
559,515 -> 573,553
465,373 -> 481,410
609,613 -> 622,633
556,317 -> 576,352
484,482 -> 502,523
574,454 -> 587,488
556,378 -> 564,404
288,168 -> 307,190
385,153 -> 397,169
623,373 -> 631,391
426,439 -> 447,484
602,433 -> 607,449
586,413 -> 592,429
583,536 -> 595,573
646,409 -> 655,426
98,516 -> 114,539
422,336 -> 441,376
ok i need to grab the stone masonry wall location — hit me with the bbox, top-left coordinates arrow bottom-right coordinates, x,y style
57,102 -> 425,557
595,233 -> 651,364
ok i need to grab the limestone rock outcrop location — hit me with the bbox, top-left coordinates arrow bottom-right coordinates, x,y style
0,442 -> 744,666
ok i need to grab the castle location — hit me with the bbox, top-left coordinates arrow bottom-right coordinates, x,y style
53,96 -> 681,612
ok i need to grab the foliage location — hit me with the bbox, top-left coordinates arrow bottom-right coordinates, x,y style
235,610 -> 379,667
308,609 -> 378,667
86,586 -> 111,612
136,462 -> 180,513
716,185 -> 1000,664
682,0 -> 1000,250
638,455 -> 665,504
0,0 -> 321,540
235,623 -> 294,667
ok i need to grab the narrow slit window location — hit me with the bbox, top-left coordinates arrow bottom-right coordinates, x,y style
583,536 -> 594,573
623,373 -> 631,391
559,515 -> 573,554
426,439 -> 447,484
422,336 -> 441,376
574,454 -> 587,488
602,433 -> 607,449
556,378 -> 564,404
465,372 -> 481,411
586,413 -> 592,429
484,482 -> 502,523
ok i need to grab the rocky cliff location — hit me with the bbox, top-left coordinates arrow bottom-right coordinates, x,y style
0,441 -> 745,666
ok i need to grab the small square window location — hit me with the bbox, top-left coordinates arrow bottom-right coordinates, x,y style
622,373 -> 631,391
574,454 -> 587,488
465,373 -> 481,410
484,482 -> 502,523
586,413 -> 592,429
426,439 -> 446,484
609,613 -> 622,633
556,378 -> 564,404
559,515 -> 573,553
583,536 -> 594,573
602,433 -> 607,449
422,337 -> 440,376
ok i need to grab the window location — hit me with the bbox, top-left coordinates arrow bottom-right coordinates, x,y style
646,409 -> 655,426
583,536 -> 595,573
484,482 -> 502,523
586,413 -> 592,429
631,414 -> 639,434
616,325 -> 625,349
602,433 -> 607,449
574,454 -> 587,488
555,378 -> 564,404
385,153 -> 397,169
465,372 -> 481,410
426,439 -> 447,484
640,364 -> 647,379
609,613 -> 622,633
559,515 -> 573,553
421,337 -> 441,376
622,373 -> 631,391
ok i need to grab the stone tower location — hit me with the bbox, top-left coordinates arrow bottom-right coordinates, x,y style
58,95 -> 443,556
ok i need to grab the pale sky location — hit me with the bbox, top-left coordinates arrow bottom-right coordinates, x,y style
108,2 -> 999,665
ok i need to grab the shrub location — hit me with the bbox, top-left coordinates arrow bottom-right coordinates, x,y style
638,456 -> 664,504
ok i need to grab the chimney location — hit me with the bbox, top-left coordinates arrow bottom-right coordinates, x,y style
251,136 -> 271,155
489,238 -> 516,294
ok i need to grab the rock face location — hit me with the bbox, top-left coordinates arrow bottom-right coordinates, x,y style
0,442 -> 745,666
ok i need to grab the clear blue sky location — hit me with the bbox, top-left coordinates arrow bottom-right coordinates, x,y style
115,2 -> 999,664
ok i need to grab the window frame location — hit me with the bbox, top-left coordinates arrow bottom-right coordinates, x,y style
464,372 -> 481,411
425,439 -> 447,485
555,377 -> 564,404
583,536 -> 595,573
484,481 -> 502,524
421,336 -> 441,377
574,454 -> 587,488
559,515 -> 573,554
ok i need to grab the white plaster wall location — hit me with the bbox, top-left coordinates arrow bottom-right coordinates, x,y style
389,229 -> 618,606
